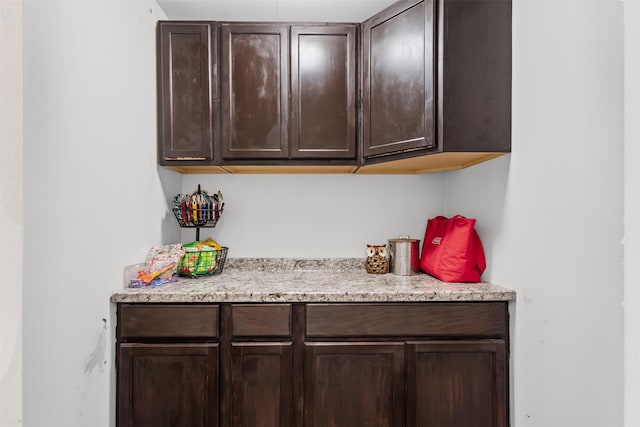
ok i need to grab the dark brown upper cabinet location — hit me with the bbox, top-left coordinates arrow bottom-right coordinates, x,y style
290,25 -> 357,160
157,22 -> 218,165
221,24 -> 289,160
362,0 -> 435,158
437,0 -> 512,153
156,0 -> 512,174
358,0 -> 511,173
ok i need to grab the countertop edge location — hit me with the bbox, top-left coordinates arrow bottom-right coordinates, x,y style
110,290 -> 516,304
113,258 -> 516,303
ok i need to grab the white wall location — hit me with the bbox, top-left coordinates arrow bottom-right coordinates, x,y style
0,0 -> 24,425
181,174 -> 446,257
624,1 -> 640,425
23,1 -> 176,426
447,1 -> 624,426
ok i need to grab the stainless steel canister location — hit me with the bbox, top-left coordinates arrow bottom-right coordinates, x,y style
388,236 -> 420,275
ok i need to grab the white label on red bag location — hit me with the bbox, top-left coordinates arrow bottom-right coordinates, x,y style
432,237 -> 442,245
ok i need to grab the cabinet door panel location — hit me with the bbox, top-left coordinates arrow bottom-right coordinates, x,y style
118,343 -> 218,427
222,24 -> 289,159
232,304 -> 292,337
158,23 -> 215,161
407,340 -> 507,427
362,0 -> 435,157
306,302 -> 508,338
119,304 -> 219,339
304,342 -> 405,427
231,343 -> 292,427
290,26 -> 356,159
439,0 -> 512,152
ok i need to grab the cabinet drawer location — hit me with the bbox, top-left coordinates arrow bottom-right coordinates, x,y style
232,304 -> 291,337
306,303 -> 507,338
119,304 -> 218,339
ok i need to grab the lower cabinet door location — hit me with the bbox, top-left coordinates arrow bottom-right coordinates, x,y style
304,342 -> 405,427
231,343 -> 293,427
406,340 -> 508,427
118,343 -> 219,427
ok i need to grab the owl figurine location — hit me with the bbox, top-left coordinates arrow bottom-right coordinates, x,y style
366,244 -> 388,274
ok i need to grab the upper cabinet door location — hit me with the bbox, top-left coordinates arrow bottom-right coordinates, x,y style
221,24 -> 289,160
290,25 -> 357,160
362,0 -> 435,158
158,22 -> 216,162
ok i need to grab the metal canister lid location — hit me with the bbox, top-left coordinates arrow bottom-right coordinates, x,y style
388,237 -> 420,243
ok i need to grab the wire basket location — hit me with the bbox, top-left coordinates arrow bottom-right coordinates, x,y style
171,186 -> 224,229
172,205 -> 222,228
178,247 -> 228,277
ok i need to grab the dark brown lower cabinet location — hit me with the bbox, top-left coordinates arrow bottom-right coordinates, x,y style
116,302 -> 509,427
304,342 -> 405,427
231,343 -> 293,427
406,340 -> 508,427
117,343 -> 219,427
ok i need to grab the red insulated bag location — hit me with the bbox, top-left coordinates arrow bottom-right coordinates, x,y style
419,215 -> 486,282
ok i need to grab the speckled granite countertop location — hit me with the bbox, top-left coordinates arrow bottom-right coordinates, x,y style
111,258 -> 515,303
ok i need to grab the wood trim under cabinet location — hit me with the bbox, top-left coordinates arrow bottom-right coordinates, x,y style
356,152 -> 506,174
162,153 -> 504,174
